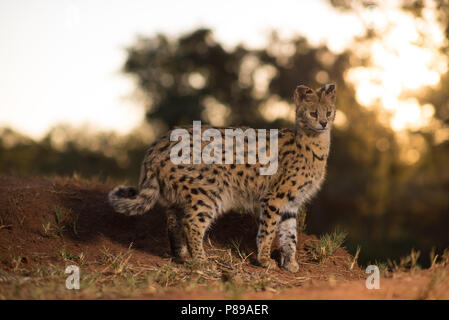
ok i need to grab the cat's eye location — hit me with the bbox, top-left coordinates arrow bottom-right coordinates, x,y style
326,111 -> 332,117
310,111 -> 318,118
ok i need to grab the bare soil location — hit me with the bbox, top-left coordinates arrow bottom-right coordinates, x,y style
0,175 -> 447,299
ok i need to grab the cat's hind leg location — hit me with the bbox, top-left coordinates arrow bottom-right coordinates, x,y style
182,199 -> 216,263
167,207 -> 189,263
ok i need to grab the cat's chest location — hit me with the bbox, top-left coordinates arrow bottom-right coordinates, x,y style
279,158 -> 328,213
303,143 -> 328,179
280,177 -> 324,213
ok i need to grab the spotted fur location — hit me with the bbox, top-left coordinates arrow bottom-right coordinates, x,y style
108,84 -> 337,272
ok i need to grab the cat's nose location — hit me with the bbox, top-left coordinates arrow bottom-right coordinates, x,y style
320,121 -> 327,128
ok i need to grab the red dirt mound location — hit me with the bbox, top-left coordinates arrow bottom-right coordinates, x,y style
0,175 -> 361,278
8,175 -> 447,299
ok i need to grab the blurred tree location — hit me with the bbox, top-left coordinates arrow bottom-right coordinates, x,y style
0,127 -> 145,183
327,0 -> 449,263
124,29 -> 356,129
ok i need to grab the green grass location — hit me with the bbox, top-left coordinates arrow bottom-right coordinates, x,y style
229,238 -> 248,260
59,248 -> 86,264
41,206 -> 76,238
308,229 -> 348,262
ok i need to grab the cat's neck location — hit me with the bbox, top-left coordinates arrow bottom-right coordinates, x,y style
295,125 -> 331,154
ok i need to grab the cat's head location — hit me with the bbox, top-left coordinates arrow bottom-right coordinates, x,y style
294,84 -> 336,133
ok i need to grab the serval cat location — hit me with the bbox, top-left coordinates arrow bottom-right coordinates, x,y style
108,84 -> 337,272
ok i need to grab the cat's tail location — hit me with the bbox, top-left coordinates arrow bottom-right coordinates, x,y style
108,183 -> 159,216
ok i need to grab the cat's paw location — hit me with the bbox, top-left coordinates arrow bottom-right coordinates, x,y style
281,260 -> 299,273
258,257 -> 278,269
172,247 -> 190,264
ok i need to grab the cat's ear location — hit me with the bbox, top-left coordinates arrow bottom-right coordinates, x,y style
321,83 -> 336,104
294,85 -> 315,105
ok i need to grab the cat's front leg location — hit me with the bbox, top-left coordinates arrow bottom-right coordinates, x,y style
278,211 -> 299,273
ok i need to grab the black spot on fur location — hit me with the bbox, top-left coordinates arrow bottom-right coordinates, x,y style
280,212 -> 297,222
198,188 -> 208,196
326,84 -> 335,94
116,187 -> 137,199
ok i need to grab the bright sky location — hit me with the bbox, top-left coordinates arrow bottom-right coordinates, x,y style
346,1 -> 447,132
0,0 -> 364,139
1,1 -> 447,141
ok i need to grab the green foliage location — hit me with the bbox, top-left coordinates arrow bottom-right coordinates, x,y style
309,229 -> 348,262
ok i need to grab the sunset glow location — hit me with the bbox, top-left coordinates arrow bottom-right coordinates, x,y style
346,3 -> 447,131
0,1 -> 447,138
0,0 -> 363,139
